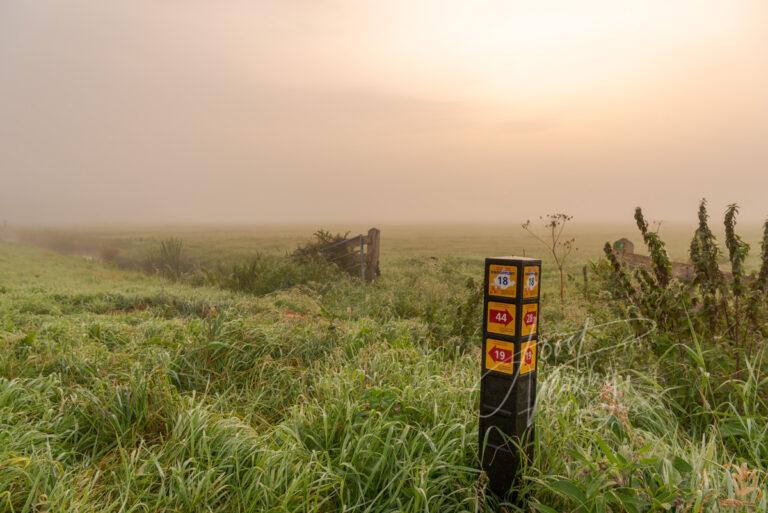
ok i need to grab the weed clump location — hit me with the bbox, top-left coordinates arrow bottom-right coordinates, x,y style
143,237 -> 190,281
204,253 -> 341,296
2,225 -> 768,511
603,199 -> 768,368
203,229 -> 365,296
523,213 -> 575,303
293,229 -> 362,277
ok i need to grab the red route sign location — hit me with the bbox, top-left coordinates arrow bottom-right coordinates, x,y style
523,346 -> 533,365
484,338 -> 515,374
520,341 -> 537,374
524,311 -> 536,326
488,345 -> 513,363
489,308 -> 513,326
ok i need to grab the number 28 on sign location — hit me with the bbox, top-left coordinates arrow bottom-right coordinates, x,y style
521,304 -> 538,337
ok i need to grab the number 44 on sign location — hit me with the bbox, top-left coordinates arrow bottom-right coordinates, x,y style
486,301 -> 516,336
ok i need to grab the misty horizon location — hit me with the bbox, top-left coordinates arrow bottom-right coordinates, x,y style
2,1 -> 767,225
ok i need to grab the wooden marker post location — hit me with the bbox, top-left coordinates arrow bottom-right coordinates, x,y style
479,256 -> 541,498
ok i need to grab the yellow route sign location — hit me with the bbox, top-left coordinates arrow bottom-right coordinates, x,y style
519,341 -> 537,375
487,301 -> 516,336
522,266 -> 539,298
485,339 -> 515,375
520,303 -> 538,337
488,264 -> 517,298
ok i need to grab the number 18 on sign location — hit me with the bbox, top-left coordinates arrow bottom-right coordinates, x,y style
480,257 -> 541,499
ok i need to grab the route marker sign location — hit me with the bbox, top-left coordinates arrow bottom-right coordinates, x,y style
485,338 -> 515,375
486,301 -> 516,335
523,265 -> 540,298
480,256 -> 541,500
519,340 -> 537,375
488,264 -> 518,297
521,303 -> 539,337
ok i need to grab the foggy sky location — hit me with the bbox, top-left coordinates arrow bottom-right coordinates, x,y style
1,1 -> 767,225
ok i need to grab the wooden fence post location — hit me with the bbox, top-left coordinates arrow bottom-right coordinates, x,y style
365,228 -> 380,282
359,235 -> 366,281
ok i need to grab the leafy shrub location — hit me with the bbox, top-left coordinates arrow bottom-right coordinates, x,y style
293,229 -> 362,277
204,253 -> 341,296
99,245 -> 121,263
602,199 -> 768,364
65,371 -> 177,457
145,237 -> 188,280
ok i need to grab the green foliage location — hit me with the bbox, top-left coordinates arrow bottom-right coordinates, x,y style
758,219 -> 768,292
634,207 -> 672,287
604,224 -> 686,337
449,277 -> 484,347
293,229 -> 362,277
147,237 -> 187,281
690,199 -> 726,333
725,204 -> 750,297
604,200 -> 768,370
538,446 -> 699,513
1,231 -> 767,512
603,242 -> 635,301
204,253 -> 341,295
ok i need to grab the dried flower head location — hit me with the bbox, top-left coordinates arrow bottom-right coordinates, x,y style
599,382 -> 629,429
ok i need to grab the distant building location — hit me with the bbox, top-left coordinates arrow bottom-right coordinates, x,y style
611,237 -> 695,281
612,238 -> 634,255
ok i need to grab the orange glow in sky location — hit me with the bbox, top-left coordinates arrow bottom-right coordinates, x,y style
1,1 -> 767,224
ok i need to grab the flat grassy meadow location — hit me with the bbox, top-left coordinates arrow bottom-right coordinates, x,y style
0,222 -> 766,512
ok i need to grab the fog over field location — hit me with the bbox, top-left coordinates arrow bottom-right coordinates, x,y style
3,5 -> 768,510
1,0 -> 767,225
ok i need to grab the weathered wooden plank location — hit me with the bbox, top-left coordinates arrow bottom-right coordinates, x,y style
365,227 -> 381,282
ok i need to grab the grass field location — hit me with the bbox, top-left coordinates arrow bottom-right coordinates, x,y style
1,223 -> 766,512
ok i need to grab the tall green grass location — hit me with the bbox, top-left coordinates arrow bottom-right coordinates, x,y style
0,239 -> 765,512
203,254 -> 342,296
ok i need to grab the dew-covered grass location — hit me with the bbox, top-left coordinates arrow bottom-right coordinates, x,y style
0,228 -> 766,512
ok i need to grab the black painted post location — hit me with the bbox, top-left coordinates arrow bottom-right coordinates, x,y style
479,256 -> 541,499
